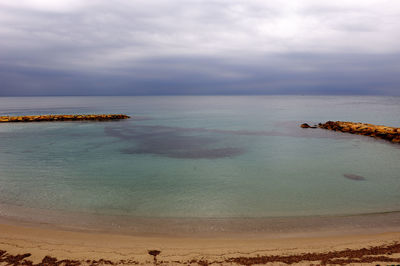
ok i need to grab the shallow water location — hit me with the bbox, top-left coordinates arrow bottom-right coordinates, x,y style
0,96 -> 399,223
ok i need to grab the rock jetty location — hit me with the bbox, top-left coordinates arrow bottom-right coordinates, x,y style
300,123 -> 317,128
302,121 -> 400,143
0,114 -> 130,123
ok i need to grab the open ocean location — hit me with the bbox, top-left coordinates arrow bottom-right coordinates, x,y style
0,96 -> 399,234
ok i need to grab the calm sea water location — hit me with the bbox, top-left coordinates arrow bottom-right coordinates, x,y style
0,96 -> 399,225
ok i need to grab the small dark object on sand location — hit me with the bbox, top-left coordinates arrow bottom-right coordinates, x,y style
148,250 -> 161,263
343,174 -> 366,181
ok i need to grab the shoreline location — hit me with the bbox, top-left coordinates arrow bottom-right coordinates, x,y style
2,202 -> 400,239
1,222 -> 400,265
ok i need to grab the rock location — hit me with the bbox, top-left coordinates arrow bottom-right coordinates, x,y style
392,137 -> 400,143
0,114 -> 130,123
318,121 -> 400,144
300,123 -> 311,128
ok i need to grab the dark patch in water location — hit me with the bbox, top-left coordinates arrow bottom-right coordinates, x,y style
343,174 -> 366,181
104,121 -> 399,159
122,146 -> 243,159
105,124 -> 245,159
125,123 -> 378,141
105,123 -> 317,138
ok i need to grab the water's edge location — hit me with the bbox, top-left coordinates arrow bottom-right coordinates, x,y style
1,202 -> 400,238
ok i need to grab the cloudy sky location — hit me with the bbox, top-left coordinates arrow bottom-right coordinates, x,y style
0,0 -> 400,96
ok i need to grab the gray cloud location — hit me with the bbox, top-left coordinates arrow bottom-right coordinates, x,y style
0,0 -> 400,96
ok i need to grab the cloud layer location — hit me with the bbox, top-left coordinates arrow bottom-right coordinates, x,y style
0,0 -> 400,95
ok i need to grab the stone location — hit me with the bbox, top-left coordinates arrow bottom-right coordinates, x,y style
0,114 -> 130,123
392,137 -> 400,143
318,121 -> 400,144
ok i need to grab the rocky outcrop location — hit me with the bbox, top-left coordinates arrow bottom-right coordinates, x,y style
311,121 -> 400,143
301,123 -> 317,128
0,114 -> 130,123
300,123 -> 311,128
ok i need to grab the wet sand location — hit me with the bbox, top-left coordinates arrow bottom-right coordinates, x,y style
1,222 -> 400,265
1,198 -> 400,265
1,203 -> 400,264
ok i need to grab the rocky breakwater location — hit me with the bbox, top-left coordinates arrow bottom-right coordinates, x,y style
0,114 -> 130,123
301,121 -> 400,143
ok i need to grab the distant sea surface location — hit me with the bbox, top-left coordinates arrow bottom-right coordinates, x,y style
0,96 -> 399,233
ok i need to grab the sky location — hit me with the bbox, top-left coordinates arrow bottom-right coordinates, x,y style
0,0 -> 400,96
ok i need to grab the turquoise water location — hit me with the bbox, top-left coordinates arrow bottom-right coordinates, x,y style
0,96 -> 399,220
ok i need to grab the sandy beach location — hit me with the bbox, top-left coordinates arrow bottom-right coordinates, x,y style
0,221 -> 399,265
1,203 -> 400,265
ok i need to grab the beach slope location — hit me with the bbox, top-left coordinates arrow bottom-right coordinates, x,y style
1,223 -> 400,265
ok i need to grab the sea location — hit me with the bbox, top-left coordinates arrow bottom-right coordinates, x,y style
0,95 -> 399,235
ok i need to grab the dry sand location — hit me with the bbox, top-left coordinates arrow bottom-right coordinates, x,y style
1,222 -> 400,265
